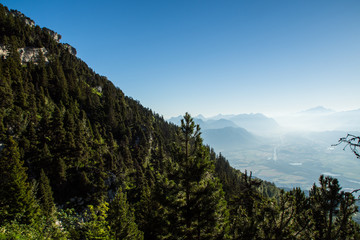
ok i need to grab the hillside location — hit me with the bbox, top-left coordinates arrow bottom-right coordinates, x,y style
202,127 -> 257,152
0,4 -> 359,239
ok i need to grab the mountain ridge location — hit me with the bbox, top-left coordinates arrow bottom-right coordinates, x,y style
1,4 -> 359,239
169,112 -> 280,134
0,4 -> 284,238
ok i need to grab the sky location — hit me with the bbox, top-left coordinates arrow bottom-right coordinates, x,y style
2,0 -> 360,119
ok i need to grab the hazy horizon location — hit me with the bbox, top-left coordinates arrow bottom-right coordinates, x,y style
168,105 -> 360,133
2,0 -> 360,120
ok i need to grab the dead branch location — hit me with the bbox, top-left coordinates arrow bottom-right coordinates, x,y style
332,134 -> 360,159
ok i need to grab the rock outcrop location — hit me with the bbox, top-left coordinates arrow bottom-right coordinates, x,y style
0,45 -> 49,64
10,10 -> 35,27
43,27 -> 62,43
63,43 -> 77,56
18,47 -> 48,64
0,45 -> 9,57
1,9 -> 77,62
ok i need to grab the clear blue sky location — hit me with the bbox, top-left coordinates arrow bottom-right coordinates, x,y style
3,0 -> 360,118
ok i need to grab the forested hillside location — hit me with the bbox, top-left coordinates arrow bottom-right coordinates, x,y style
0,4 -> 359,239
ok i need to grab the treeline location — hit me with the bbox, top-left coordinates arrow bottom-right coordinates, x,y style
0,3 -> 359,239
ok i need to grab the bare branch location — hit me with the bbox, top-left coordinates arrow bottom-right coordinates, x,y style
332,134 -> 360,159
350,189 -> 360,194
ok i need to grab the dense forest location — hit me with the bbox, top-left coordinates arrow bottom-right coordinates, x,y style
0,4 -> 359,239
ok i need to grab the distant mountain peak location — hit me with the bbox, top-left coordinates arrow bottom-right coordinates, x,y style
195,114 -> 206,120
301,106 -> 334,114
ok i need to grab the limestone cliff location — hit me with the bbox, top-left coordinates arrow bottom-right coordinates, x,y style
18,47 -> 49,64
43,27 -> 62,43
1,8 -> 77,63
10,10 -> 35,27
0,45 -> 49,64
63,43 -> 77,56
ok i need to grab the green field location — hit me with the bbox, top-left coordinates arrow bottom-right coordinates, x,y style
220,132 -> 360,191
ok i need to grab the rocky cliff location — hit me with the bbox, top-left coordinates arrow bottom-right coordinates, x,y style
0,45 -> 49,64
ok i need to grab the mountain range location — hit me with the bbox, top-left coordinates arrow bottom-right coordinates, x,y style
0,4 -> 289,238
169,112 -> 280,134
279,106 -> 360,132
1,3 -> 359,238
169,107 -> 360,192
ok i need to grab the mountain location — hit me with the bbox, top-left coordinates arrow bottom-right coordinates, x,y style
0,4 -> 358,239
211,113 -> 236,120
170,113 -> 280,134
195,114 -> 206,121
168,115 -> 183,124
202,127 -> 257,152
277,107 -> 360,131
0,4 -> 283,238
168,116 -> 238,130
226,113 -> 280,134
204,118 -> 239,129
300,106 -> 335,115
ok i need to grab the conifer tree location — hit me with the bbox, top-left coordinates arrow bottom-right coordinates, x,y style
38,169 -> 55,217
108,187 -> 144,240
0,136 -> 39,224
168,113 -> 229,239
0,72 -> 14,108
50,105 -> 66,147
309,175 -> 358,240
0,111 -> 6,141
84,201 -> 111,239
228,170 -> 266,239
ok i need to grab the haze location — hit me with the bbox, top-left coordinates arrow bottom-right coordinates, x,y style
3,0 -> 360,120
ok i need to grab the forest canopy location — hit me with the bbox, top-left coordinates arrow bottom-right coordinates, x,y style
0,3 -> 359,239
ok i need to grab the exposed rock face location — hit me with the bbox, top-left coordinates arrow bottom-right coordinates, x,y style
10,10 -> 35,27
0,45 -> 49,64
18,47 -> 49,64
8,10 -> 62,44
0,45 -> 9,57
1,9 -> 78,64
1,8 -> 77,62
63,43 -> 77,56
96,86 -> 103,93
43,27 -> 61,43
0,43 -> 77,63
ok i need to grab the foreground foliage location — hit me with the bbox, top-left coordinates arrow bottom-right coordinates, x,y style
0,3 -> 359,239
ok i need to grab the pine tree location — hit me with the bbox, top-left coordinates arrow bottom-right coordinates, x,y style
84,201 -> 111,239
50,105 -> 66,148
0,136 -> 40,225
168,113 -> 229,240
309,175 -> 358,240
108,187 -> 144,240
228,170 -> 266,239
38,169 -> 55,217
0,71 -> 14,108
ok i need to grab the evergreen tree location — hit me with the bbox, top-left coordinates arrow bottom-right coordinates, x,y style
50,105 -> 66,148
0,71 -> 14,108
168,113 -> 229,239
260,188 -> 311,240
0,136 -> 39,225
228,171 -> 266,239
309,175 -> 358,240
84,201 -> 111,239
1,4 -> 359,239
108,187 -> 144,240
38,169 -> 55,217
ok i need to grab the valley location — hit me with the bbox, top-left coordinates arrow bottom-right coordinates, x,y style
169,110 -> 360,193
2,1 -> 360,238
226,132 -> 360,191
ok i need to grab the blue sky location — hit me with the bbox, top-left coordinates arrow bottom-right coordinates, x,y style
2,0 -> 360,118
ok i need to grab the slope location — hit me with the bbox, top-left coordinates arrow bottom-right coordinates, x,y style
1,4 -> 358,239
